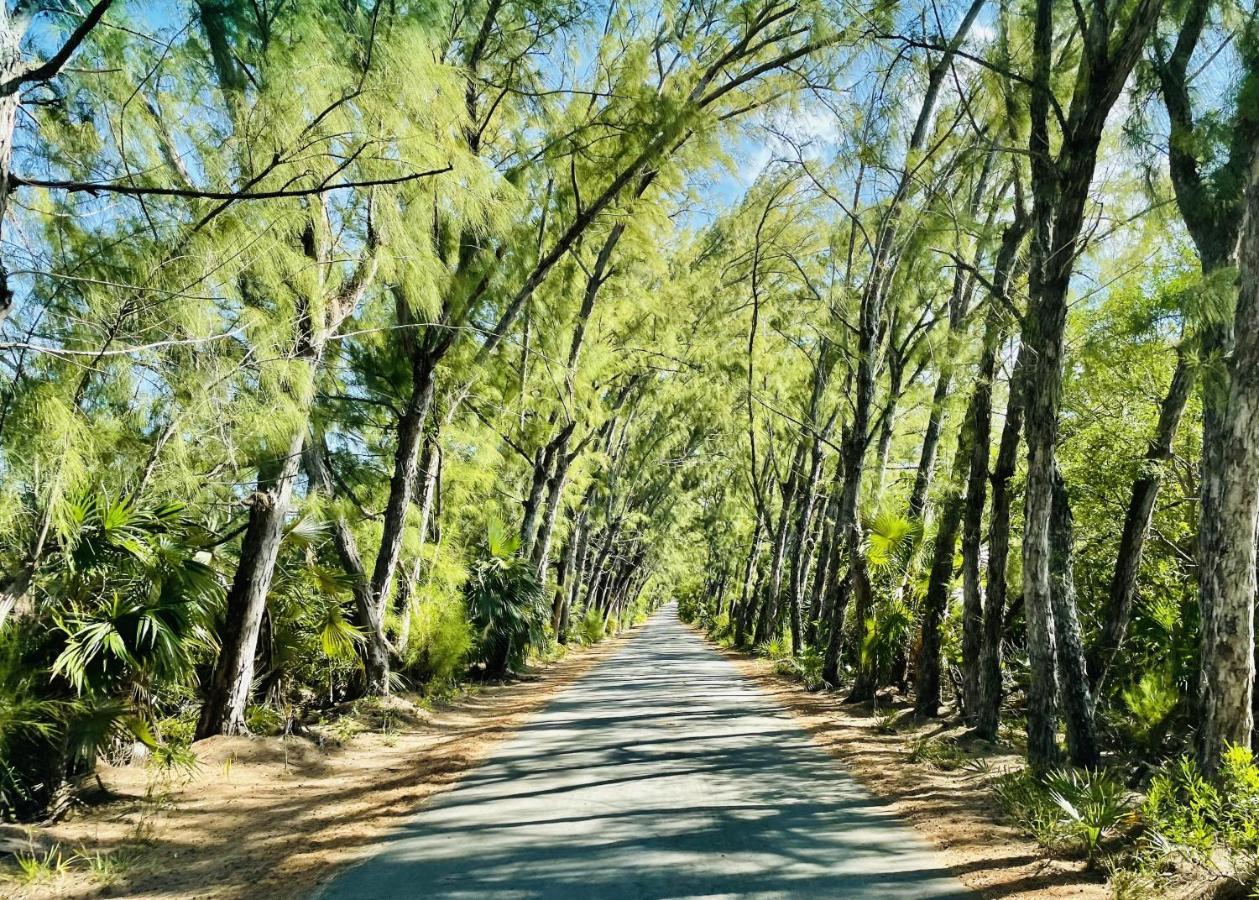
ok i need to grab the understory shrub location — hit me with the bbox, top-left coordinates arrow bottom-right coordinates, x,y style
578,607 -> 605,644
994,766 -> 1134,861
773,646 -> 824,690
1140,745 -> 1259,886
401,593 -> 473,689
464,520 -> 547,677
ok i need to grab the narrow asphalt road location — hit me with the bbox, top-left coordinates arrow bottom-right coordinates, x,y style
320,605 -> 968,899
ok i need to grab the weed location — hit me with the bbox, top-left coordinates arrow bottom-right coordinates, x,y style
71,846 -> 136,885
148,740 -> 200,784
13,844 -> 69,884
908,737 -> 965,771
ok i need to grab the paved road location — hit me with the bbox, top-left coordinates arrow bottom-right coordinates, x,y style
321,605 -> 967,899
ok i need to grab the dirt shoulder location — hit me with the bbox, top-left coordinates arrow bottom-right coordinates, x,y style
708,636 -> 1111,900
1,634 -> 628,900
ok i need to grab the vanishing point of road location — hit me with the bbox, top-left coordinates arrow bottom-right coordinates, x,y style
321,604 -> 968,899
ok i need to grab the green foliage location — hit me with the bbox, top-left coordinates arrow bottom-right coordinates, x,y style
401,593 -> 474,689
1043,768 -> 1135,864
994,767 -> 1135,863
908,737 -> 965,771
1120,668 -> 1179,744
993,769 -> 1075,850
773,646 -> 824,690
1141,746 -> 1259,884
578,607 -> 607,645
464,521 -> 547,677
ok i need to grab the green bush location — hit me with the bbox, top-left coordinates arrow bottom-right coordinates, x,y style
578,606 -> 605,644
402,593 -> 473,689
993,766 -> 1134,864
773,646 -> 824,690
464,520 -> 547,677
1043,768 -> 1135,863
1141,745 -> 1259,884
993,768 -> 1072,850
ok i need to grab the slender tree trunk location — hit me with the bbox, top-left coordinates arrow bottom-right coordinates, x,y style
843,333 -> 879,704
960,314 -> 1004,719
755,450 -> 800,644
0,9 -> 22,325
520,443 -> 553,557
821,567 -> 851,687
976,346 -> 1027,741
787,439 -> 825,654
871,352 -> 904,499
531,427 -> 574,580
396,440 -> 441,652
370,352 -> 438,635
305,435 -> 391,693
806,493 -> 837,647
1089,353 -> 1193,690
1049,469 -> 1099,767
914,395 -> 975,717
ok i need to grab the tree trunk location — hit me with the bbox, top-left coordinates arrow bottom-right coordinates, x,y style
754,452 -> 799,645
1089,353 -> 1193,690
976,345 -> 1027,742
960,312 -> 1005,720
531,426 -> 574,580
1049,469 -> 1099,767
0,9 -> 22,325
369,351 -> 438,636
787,438 -> 825,654
1198,157 -> 1259,772
197,427 -> 307,739
395,440 -> 442,652
520,443 -> 553,557
915,362 -> 986,717
305,435 -> 390,693
806,493 -> 837,646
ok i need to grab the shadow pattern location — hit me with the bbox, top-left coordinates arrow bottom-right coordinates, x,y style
319,607 -> 969,899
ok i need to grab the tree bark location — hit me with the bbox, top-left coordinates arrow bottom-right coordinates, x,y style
197,427 -> 307,739
1198,153 -> 1259,772
1049,469 -> 1100,767
1088,353 -> 1193,690
976,345 -> 1027,742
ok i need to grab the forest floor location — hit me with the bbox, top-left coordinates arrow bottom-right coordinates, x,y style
709,638 -> 1111,900
0,633 -> 629,899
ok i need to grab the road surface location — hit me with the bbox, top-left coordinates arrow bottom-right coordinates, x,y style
320,605 -> 967,899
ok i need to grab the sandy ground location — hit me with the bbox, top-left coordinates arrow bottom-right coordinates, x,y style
0,635 -> 627,900
711,641 -> 1113,900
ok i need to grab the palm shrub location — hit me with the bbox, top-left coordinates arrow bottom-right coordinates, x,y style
1044,767 -> 1135,864
48,493 -> 222,709
0,491 -> 221,818
464,520 -> 546,677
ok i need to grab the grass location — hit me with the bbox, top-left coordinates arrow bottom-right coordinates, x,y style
907,736 -> 966,771
10,845 -> 70,885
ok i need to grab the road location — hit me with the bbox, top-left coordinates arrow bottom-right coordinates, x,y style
320,605 -> 968,899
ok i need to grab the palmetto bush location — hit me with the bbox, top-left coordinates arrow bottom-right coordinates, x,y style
464,520 -> 547,677
0,491 -> 223,818
48,493 -> 222,705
